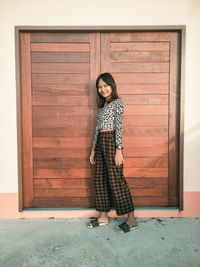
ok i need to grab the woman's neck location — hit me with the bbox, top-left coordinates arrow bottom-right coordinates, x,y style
105,97 -> 111,103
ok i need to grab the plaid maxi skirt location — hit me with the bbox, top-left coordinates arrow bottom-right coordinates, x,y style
94,130 -> 134,216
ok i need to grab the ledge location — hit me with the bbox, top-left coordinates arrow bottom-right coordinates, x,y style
23,207 -> 180,212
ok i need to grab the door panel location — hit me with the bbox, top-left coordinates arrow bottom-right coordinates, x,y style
101,32 -> 179,206
21,32 -> 100,208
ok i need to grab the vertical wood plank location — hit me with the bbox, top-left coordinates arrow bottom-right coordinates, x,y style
178,28 -> 185,211
20,32 -> 34,207
90,32 -> 101,204
168,32 -> 179,206
101,33 -> 110,73
16,28 -> 23,211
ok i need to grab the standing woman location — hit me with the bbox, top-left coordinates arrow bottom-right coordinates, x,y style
88,72 -> 138,234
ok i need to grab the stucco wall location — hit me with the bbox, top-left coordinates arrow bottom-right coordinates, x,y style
0,0 -> 200,216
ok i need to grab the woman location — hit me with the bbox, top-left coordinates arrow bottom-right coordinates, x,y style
88,72 -> 138,234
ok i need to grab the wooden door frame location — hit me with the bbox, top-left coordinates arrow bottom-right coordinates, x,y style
15,25 -> 185,212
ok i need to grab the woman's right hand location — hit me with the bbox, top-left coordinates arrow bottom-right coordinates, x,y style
90,151 -> 95,165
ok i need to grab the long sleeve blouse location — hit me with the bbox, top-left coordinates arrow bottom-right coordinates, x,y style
93,98 -> 124,147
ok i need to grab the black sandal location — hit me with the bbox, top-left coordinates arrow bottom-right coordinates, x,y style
116,222 -> 138,233
88,218 -> 109,229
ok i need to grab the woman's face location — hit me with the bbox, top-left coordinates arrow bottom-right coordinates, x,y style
98,79 -> 112,100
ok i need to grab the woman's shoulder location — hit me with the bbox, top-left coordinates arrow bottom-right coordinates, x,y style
113,98 -> 124,108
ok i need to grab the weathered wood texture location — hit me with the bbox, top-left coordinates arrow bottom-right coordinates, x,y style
20,32 -> 34,207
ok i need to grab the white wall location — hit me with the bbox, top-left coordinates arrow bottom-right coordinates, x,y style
0,0 -> 200,192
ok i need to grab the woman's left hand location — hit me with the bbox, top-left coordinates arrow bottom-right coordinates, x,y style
115,149 -> 124,167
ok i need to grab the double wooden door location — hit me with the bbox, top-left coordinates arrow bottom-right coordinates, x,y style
20,31 -> 180,208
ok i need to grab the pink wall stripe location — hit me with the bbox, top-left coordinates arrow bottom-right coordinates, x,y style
0,192 -> 200,218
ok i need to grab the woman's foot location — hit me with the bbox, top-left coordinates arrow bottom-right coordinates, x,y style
88,218 -> 109,228
116,212 -> 137,233
126,214 -> 137,228
88,212 -> 109,228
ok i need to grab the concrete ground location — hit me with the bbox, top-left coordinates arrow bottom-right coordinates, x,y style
0,217 -> 199,267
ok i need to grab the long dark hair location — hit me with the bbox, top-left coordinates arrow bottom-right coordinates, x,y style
96,72 -> 120,108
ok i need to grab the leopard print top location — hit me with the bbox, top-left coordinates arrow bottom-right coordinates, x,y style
93,98 -> 124,147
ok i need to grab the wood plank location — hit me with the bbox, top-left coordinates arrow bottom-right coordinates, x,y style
20,32 -> 34,207
34,158 -> 91,169
34,178 -> 91,188
123,126 -> 168,137
32,84 -> 90,95
32,127 -> 90,137
33,115 -> 90,128
123,136 -> 168,146
125,105 -> 168,115
101,33 -> 110,73
31,197 -> 92,208
168,32 -> 179,206
114,73 -> 169,83
110,51 -> 169,63
124,168 -> 168,178
124,146 -> 168,157
122,95 -> 168,104
34,168 -> 92,178
33,148 -> 90,160
110,32 -> 171,42
117,83 -> 169,95
31,43 -> 90,52
32,105 -> 91,116
34,188 -> 90,197
90,33 -> 101,205
123,115 -> 168,126
132,197 -> 168,206
124,157 -> 168,168
131,187 -> 168,197
126,177 -> 168,188
34,157 -> 168,170
110,42 -> 170,51
110,62 -> 169,73
32,116 -> 90,128
33,137 -> 91,148
32,73 -> 89,84
32,63 -> 90,74
30,32 -> 90,43
32,94 -> 90,105
31,52 -> 89,63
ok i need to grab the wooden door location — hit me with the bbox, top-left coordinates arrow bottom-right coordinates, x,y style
20,31 -> 180,208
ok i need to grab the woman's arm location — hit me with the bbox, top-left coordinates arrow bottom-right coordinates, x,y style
90,143 -> 96,165
114,99 -> 124,166
90,127 -> 97,165
93,126 -> 98,147
114,99 -> 124,149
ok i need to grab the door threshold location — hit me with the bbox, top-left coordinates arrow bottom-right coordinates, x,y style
23,207 -> 180,212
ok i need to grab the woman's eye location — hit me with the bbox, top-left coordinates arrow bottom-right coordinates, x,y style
98,85 -> 109,89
